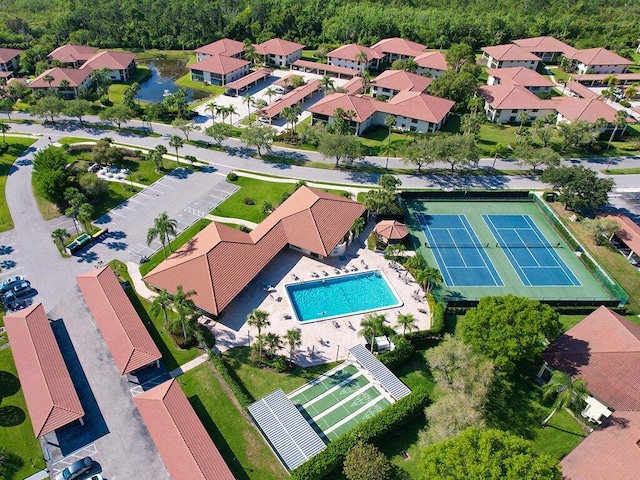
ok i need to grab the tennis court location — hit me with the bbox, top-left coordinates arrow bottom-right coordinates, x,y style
289,364 -> 390,441
403,197 -> 616,303
483,214 -> 581,287
418,213 -> 503,287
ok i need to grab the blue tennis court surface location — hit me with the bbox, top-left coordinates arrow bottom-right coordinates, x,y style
483,214 -> 581,287
417,214 -> 503,287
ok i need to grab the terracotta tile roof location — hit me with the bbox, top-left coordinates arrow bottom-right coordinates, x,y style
370,37 -> 426,57
560,410 -> 640,480
564,81 -> 599,99
260,79 -> 320,119
291,59 -> 359,77
602,214 -> 640,257
414,51 -> 448,71
375,220 -> 408,240
3,303 -> 84,437
224,67 -> 271,90
254,38 -> 304,56
29,67 -> 92,88
555,96 -> 632,123
479,84 -> 556,110
308,91 -> 454,124
0,47 -> 23,64
512,36 -> 576,56
76,266 -> 161,375
370,69 -> 432,93
543,306 -> 640,411
144,187 -> 364,315
327,44 -> 385,62
386,90 -> 455,123
0,71 -> 12,78
47,44 -> 98,64
342,76 -> 363,94
195,38 -> 244,57
80,50 -> 136,71
571,73 -> 640,83
568,47 -> 633,67
189,54 -> 250,75
481,44 -> 541,62
134,379 -> 235,480
487,67 -> 555,88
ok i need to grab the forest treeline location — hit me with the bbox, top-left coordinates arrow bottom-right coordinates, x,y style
0,0 -> 639,56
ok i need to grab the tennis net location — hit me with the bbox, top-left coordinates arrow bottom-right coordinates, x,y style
424,242 -> 562,249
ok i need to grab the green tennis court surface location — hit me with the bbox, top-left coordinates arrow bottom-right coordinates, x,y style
289,363 -> 390,441
404,198 -> 615,303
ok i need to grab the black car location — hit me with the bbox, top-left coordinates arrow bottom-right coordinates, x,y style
57,456 -> 94,480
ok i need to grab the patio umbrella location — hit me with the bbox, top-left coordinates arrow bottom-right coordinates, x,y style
375,220 -> 408,242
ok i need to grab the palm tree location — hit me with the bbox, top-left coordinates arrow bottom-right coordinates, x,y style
169,135 -> 183,166
150,289 -> 173,329
206,101 -> 217,118
0,122 -> 10,142
384,115 -> 396,169
607,109 -> 628,150
265,332 -> 282,358
77,203 -> 94,232
415,266 -> 443,293
247,309 -> 270,357
147,211 -> 178,258
516,111 -> 529,134
319,74 -> 335,93
623,85 -> 637,100
396,313 -> 417,335
360,70 -> 371,94
171,285 -> 198,344
243,93 -> 253,119
254,333 -> 267,359
354,50 -> 368,69
51,228 -> 69,250
226,105 -> 238,125
42,73 -> 55,89
541,370 -> 588,426
351,217 -> 365,237
284,328 -> 302,364
403,58 -> 418,73
359,313 -> 386,352
264,86 -> 276,103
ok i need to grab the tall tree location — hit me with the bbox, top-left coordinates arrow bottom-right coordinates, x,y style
242,93 -> 254,119
396,313 -> 417,334
63,99 -> 92,126
204,122 -> 232,147
318,132 -> 362,166
150,288 -> 173,329
51,228 -> 69,251
606,109 -> 628,150
146,211 -> 178,258
240,124 -> 274,157
265,332 -> 282,358
171,285 -> 198,344
247,309 -> 270,357
358,313 -> 388,352
284,328 -> 302,364
172,118 -> 199,141
343,443 -> 392,480
540,165 -> 615,213
169,135 -> 184,166
0,122 -> 10,143
445,43 -> 475,73
541,370 -> 589,426
99,104 -> 134,129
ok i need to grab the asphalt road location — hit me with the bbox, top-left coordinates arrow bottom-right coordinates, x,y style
0,113 -> 638,479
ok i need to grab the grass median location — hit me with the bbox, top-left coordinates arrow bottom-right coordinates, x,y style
0,137 -> 37,232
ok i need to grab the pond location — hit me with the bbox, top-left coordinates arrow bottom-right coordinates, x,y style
136,58 -> 209,103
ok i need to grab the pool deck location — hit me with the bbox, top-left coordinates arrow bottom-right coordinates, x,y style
202,229 -> 431,366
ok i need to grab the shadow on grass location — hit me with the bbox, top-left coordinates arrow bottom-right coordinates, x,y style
187,394 -> 251,480
543,423 -> 586,437
0,449 -> 24,480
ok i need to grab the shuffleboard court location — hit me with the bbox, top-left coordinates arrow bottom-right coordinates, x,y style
483,214 -> 581,287
289,364 -> 359,405
417,213 -> 503,287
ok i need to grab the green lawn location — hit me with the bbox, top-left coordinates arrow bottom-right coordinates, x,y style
0,137 -> 37,232
220,347 -> 338,400
92,181 -> 142,219
358,126 -> 416,157
602,167 -> 640,175
174,73 -> 225,96
0,348 -> 42,480
109,260 -> 200,371
108,66 -> 152,104
139,218 -> 212,276
178,362 -> 287,480
211,177 -> 297,223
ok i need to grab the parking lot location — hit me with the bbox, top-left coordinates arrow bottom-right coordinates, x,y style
193,69 -> 350,132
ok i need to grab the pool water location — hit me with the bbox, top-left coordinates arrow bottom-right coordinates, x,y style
285,271 -> 402,323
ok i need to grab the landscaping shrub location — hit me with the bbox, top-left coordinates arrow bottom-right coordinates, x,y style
291,387 -> 430,480
208,352 -> 254,408
378,334 -> 414,368
243,197 -> 255,205
619,100 -> 631,108
227,172 -> 238,181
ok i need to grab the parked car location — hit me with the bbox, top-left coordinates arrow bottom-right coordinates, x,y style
0,275 -> 25,294
224,88 -> 237,97
273,86 -> 285,94
56,457 -> 94,480
88,475 -> 103,480
3,282 -> 33,304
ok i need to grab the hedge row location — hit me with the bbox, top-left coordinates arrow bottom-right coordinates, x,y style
378,334 -> 414,369
291,387 -> 430,480
208,352 -> 253,409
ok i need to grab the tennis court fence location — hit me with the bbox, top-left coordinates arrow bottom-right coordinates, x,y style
424,242 -> 562,249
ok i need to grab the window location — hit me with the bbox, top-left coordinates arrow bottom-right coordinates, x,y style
532,109 -> 538,112
511,109 -> 518,113
509,116 -> 516,122
411,118 -> 418,123
409,126 -> 417,132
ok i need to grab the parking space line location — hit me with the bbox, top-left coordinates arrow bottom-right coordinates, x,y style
110,211 -> 127,219
0,266 -> 24,277
128,198 -> 147,205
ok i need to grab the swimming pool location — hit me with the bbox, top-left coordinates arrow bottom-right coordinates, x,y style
285,270 -> 403,323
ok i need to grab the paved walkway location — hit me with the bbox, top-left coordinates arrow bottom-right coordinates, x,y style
168,353 -> 209,377
127,261 -> 157,298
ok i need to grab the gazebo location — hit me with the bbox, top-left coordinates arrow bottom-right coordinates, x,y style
375,220 -> 409,244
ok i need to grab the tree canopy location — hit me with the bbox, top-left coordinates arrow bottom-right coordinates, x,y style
458,295 -> 563,372
540,165 -> 615,213
419,428 -> 561,480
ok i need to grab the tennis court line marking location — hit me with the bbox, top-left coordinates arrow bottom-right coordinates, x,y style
309,383 -> 379,422
323,395 -> 391,438
289,363 -> 358,399
459,215 -> 504,286
483,214 -> 531,286
296,371 -> 365,410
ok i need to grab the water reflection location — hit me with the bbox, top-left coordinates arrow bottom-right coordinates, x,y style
136,58 -> 209,103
